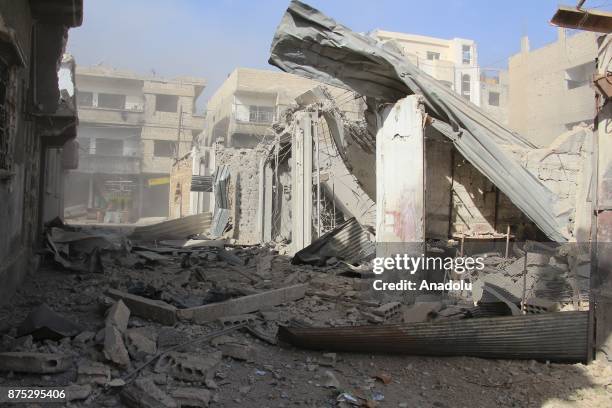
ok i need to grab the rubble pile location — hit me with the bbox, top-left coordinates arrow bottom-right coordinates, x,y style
0,221 -> 608,406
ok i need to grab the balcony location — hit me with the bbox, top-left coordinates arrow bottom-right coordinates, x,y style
78,106 -> 145,126
77,154 -> 142,175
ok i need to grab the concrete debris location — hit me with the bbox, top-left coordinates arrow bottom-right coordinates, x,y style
371,302 -> 401,320
323,370 -> 341,389
218,314 -> 257,327
178,284 -> 308,323
154,351 -> 222,382
77,360 -> 111,385
171,387 -> 211,407
121,378 -> 178,408
401,302 -> 443,323
217,341 -> 254,361
0,352 -> 71,373
125,328 -> 158,361
103,325 -> 131,367
65,384 -> 92,401
107,289 -> 177,326
105,300 -> 130,332
17,303 -> 82,341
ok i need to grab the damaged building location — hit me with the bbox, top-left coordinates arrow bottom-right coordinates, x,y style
0,0 -> 82,300
64,66 -> 206,223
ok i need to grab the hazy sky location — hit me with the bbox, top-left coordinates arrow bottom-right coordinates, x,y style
67,0 -> 612,110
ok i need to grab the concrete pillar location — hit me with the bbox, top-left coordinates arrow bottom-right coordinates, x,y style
376,95 -> 425,302
88,173 -> 94,208
291,111 -> 315,254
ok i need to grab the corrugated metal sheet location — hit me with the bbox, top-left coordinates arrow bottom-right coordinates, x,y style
279,311 -> 588,362
209,165 -> 231,237
191,175 -> 213,192
292,217 -> 374,265
129,212 -> 212,241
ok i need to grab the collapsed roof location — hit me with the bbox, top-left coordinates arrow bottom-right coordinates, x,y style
268,0 -> 570,242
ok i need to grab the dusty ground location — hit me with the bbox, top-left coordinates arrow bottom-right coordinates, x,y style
0,237 -> 610,408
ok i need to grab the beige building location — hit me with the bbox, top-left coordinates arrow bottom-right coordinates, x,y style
203,67 -> 329,149
480,68 -> 509,124
508,29 -> 598,146
64,66 -> 206,221
370,30 -> 481,106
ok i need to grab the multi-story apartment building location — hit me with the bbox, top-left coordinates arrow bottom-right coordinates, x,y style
203,67 -> 323,149
508,29 -> 598,146
64,66 -> 205,221
370,30 -> 481,106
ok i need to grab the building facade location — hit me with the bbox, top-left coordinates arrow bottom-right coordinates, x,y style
370,30 -> 481,106
64,66 -> 205,222
508,29 -> 598,146
0,0 -> 82,301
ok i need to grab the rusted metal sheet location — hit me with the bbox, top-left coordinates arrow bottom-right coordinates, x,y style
279,311 -> 589,363
551,6 -> 612,33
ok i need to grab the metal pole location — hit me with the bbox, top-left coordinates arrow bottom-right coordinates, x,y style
315,120 -> 321,238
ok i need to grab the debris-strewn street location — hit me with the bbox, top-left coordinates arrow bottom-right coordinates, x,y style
1,227 -> 611,407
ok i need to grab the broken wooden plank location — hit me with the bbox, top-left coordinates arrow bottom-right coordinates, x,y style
177,284 -> 308,323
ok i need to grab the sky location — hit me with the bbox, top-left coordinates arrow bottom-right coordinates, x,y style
67,0 -> 612,111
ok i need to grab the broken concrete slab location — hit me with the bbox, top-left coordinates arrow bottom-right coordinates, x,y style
65,384 -> 92,401
171,387 -> 211,407
218,342 -> 255,362
154,351 -> 222,382
77,360 -> 111,385
107,289 -> 177,326
372,302 -> 401,320
401,302 -> 443,323
120,378 -> 177,408
103,325 -> 130,367
105,300 -> 130,332
218,314 -> 257,327
177,284 -> 307,323
0,352 -> 71,373
17,303 -> 82,341
125,328 -> 157,361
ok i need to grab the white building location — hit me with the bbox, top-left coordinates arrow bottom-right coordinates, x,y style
370,30 -> 481,106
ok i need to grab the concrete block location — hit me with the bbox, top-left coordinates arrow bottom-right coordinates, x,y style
372,302 -> 401,320
103,325 -> 130,367
171,387 -> 210,407
107,289 -> 177,326
66,384 -> 92,401
105,300 -> 130,332
125,328 -> 157,361
401,302 -> 443,323
77,360 -> 111,385
218,342 -> 254,362
217,314 -> 257,327
154,351 -> 221,382
177,284 -> 307,323
0,352 -> 71,373
121,378 -> 177,408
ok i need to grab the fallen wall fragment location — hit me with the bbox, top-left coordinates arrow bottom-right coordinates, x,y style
278,311 -> 588,363
269,0 -> 569,242
107,289 -> 177,326
177,284 -> 308,323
